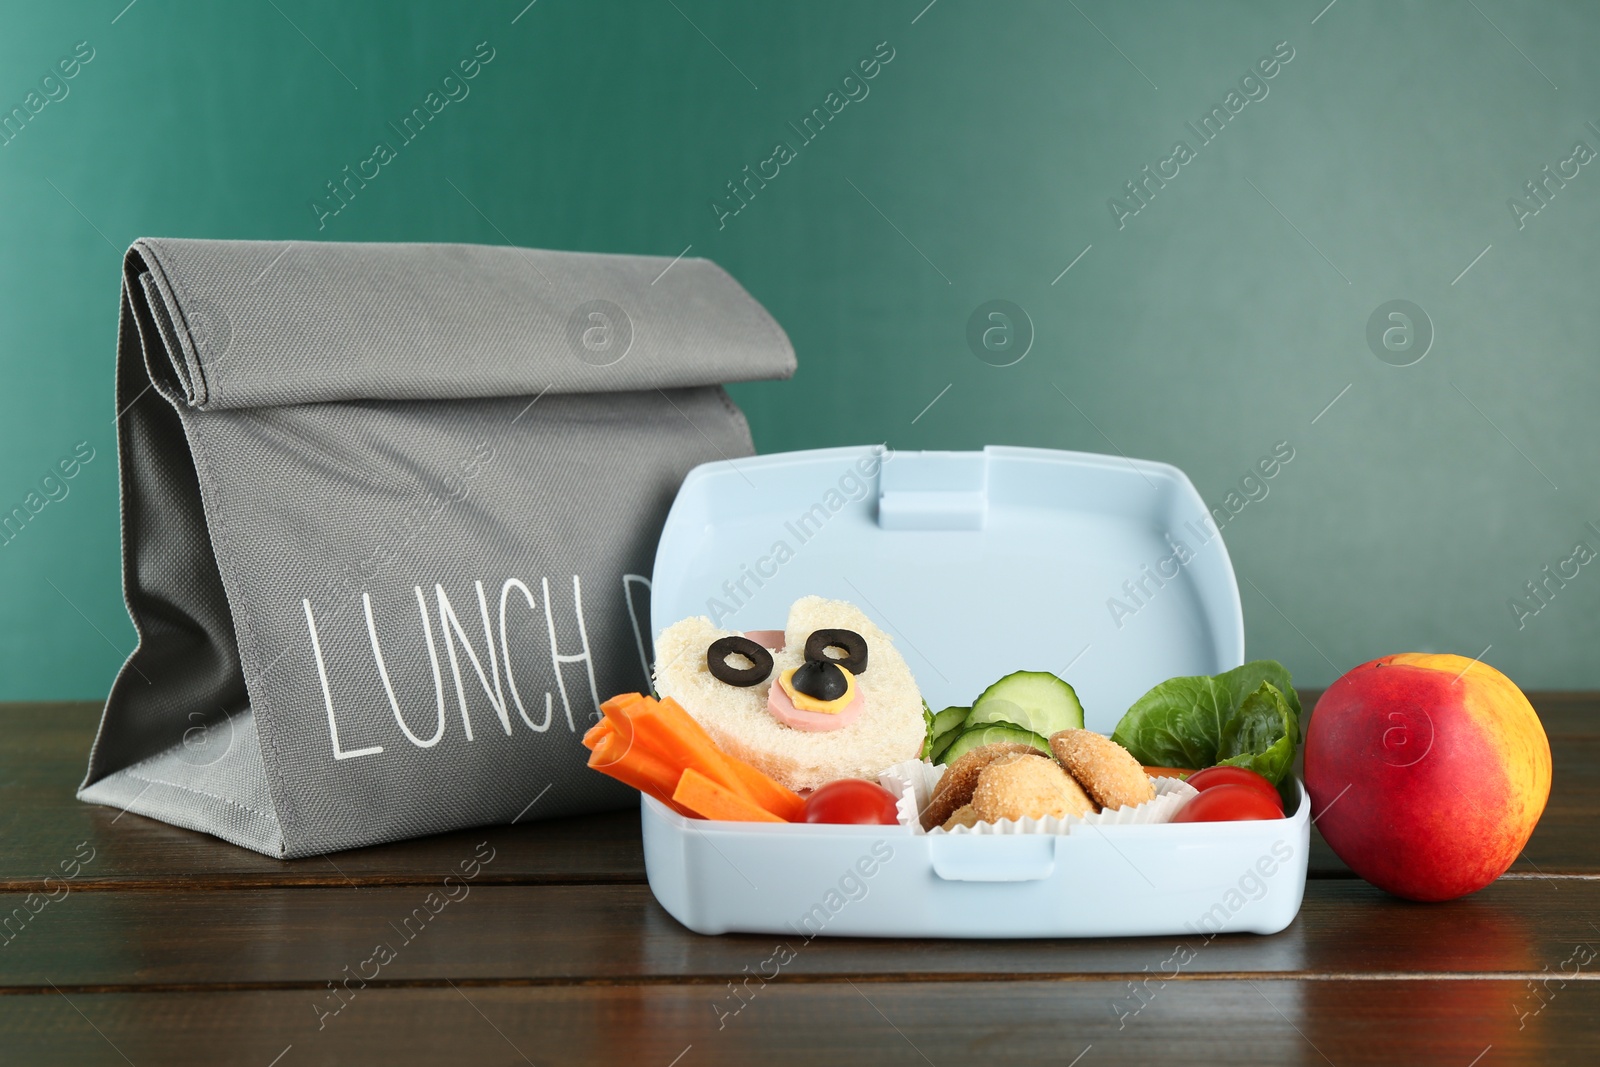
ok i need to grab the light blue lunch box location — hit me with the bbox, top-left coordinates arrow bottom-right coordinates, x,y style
643,445 -> 1309,938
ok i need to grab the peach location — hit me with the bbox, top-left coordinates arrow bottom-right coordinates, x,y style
1305,654 -> 1551,902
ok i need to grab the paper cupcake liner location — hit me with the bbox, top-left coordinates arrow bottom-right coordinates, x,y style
878,758 -> 1197,835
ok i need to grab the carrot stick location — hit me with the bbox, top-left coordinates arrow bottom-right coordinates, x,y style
596,694 -> 651,762
601,693 -> 649,736
649,698 -> 777,791
641,696 -> 801,817
582,721 -> 611,750
588,726 -> 662,783
628,701 -> 754,802
589,729 -> 679,795
600,692 -> 649,717
587,731 -> 695,816
673,768 -> 786,823
587,692 -> 803,821
723,755 -> 805,822
647,696 -> 720,745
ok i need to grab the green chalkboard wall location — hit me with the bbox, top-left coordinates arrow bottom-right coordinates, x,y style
3,0 -> 1597,699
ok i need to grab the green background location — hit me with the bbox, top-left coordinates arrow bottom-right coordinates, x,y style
3,0 -> 1596,700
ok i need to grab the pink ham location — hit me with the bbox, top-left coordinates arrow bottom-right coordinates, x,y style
744,630 -> 786,651
767,679 -> 864,732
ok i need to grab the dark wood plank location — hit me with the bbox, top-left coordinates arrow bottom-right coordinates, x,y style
0,704 -> 645,891
4,878 -> 1596,991
2,980 -> 1595,1066
5,697 -> 1597,892
1526,692 -> 1600,736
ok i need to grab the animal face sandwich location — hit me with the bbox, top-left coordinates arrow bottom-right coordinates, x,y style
653,596 -> 925,792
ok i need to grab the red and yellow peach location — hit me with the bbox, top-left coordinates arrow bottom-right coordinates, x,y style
1305,653 -> 1551,902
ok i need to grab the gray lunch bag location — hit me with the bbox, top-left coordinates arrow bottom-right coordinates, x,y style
80,238 -> 794,857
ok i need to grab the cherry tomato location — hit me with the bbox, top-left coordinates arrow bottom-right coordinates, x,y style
1184,766 -> 1283,812
1172,783 -> 1284,823
801,779 -> 901,825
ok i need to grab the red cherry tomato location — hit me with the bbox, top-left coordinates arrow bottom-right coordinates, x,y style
801,779 -> 901,825
1173,783 -> 1284,823
1184,766 -> 1283,812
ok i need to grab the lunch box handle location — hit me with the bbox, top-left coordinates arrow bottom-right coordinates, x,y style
928,835 -> 1057,882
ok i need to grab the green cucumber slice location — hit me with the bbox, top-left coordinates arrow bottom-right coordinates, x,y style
936,723 -> 1050,765
929,705 -> 969,739
967,670 -> 1085,740
929,731 -> 962,765
926,706 -> 970,760
929,730 -> 965,765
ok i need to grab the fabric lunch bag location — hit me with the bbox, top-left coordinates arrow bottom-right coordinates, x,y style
80,238 -> 794,857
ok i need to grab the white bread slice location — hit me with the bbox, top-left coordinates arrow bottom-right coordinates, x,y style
653,596 -> 926,791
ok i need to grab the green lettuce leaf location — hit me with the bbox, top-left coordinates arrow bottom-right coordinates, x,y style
1215,681 -> 1299,784
1110,661 -> 1302,784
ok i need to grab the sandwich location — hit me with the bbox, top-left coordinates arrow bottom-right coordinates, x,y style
653,595 -> 925,792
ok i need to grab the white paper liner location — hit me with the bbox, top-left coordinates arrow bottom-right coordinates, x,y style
878,758 -> 1197,835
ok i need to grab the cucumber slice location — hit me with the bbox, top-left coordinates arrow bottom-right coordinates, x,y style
928,728 -> 968,764
930,705 -> 969,738
926,705 -> 969,753
929,730 -> 962,765
929,726 -> 969,765
936,723 -> 1050,765
922,704 -> 964,760
967,670 -> 1085,740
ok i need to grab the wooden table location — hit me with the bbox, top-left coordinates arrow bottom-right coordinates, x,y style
2,694 -> 1595,1066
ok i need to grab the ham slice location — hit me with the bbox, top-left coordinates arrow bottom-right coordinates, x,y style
744,630 -> 786,651
767,678 -> 864,732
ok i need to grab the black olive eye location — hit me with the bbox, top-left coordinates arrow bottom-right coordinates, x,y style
706,636 -> 773,687
803,629 -> 868,674
792,658 -> 849,701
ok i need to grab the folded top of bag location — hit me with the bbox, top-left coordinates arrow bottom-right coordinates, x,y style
125,238 -> 796,411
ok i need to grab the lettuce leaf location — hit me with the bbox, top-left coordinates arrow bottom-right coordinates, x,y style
1110,661 -> 1301,784
1215,681 -> 1299,784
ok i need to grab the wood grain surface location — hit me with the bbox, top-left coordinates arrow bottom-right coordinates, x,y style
2,982 -> 1594,1067
1,696 -> 1595,1065
0,880 -> 1593,991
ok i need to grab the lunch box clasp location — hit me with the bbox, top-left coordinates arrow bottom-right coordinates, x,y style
928,834 -> 1057,882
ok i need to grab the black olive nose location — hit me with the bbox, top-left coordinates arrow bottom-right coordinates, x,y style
791,658 -> 849,702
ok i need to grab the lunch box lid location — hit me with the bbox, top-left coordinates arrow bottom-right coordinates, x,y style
649,445 -> 1244,731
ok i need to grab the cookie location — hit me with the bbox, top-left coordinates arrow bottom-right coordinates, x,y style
918,741 -> 1038,830
971,753 -> 1096,823
1049,729 -> 1155,812
940,804 -> 981,831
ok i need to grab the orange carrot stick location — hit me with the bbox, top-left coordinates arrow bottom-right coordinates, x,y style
582,721 -> 611,750
628,701 -> 754,802
587,732 -> 695,816
589,728 -> 679,794
600,692 -> 649,717
597,695 -> 651,761
587,692 -> 804,820
649,698 -> 770,787
673,768 -> 786,823
723,754 -> 805,822
639,696 -> 801,817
